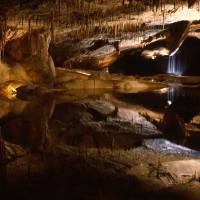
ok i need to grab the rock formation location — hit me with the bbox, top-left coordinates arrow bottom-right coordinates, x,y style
4,29 -> 56,86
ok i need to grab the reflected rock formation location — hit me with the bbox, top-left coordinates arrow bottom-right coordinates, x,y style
0,97 -> 55,150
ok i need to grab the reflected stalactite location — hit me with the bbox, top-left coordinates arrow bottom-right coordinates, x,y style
0,96 -> 55,150
0,128 -> 6,164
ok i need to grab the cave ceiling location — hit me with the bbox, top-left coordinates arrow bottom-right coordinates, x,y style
0,0 -> 198,13
0,0 -> 199,53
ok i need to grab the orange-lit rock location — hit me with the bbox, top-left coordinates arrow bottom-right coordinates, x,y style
4,29 -> 56,86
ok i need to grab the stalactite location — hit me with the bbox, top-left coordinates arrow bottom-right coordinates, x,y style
162,10 -> 165,30
58,0 -> 61,25
181,0 -> 184,9
153,0 -> 160,11
0,26 -> 2,62
28,17 -> 31,36
174,0 -> 176,9
0,15 -> 7,62
188,0 -> 197,7
50,11 -> 55,43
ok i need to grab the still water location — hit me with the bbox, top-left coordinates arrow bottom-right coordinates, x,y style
1,86 -> 200,157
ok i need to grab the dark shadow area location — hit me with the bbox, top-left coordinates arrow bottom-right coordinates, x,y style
109,36 -> 200,76
109,46 -> 168,76
177,36 -> 200,75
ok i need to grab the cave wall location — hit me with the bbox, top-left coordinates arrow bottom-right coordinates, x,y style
2,29 -> 56,86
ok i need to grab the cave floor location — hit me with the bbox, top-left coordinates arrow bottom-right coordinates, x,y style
1,82 -> 200,199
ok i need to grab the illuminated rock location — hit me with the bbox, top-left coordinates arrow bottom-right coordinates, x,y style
160,159 -> 200,184
142,20 -> 191,56
4,29 -> 56,86
0,81 -> 24,100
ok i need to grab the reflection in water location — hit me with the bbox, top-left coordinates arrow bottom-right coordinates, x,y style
167,87 -> 175,105
0,90 -> 110,150
0,87 -> 200,154
110,86 -> 200,150
0,97 -> 55,150
167,85 -> 182,106
144,139 -> 200,158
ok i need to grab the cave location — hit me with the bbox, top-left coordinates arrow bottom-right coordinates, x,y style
1,1 -> 200,200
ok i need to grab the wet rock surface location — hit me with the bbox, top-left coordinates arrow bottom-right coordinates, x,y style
160,159 -> 200,184
143,139 -> 200,157
49,99 -> 162,149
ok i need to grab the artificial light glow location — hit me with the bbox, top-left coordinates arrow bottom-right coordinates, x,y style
75,70 -> 91,76
159,48 -> 170,56
0,82 -> 23,100
167,100 -> 172,106
159,87 -> 168,94
141,50 -> 154,59
141,48 -> 169,60
170,47 -> 179,57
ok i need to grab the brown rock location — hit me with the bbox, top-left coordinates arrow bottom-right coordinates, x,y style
4,29 -> 56,86
160,159 -> 200,184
